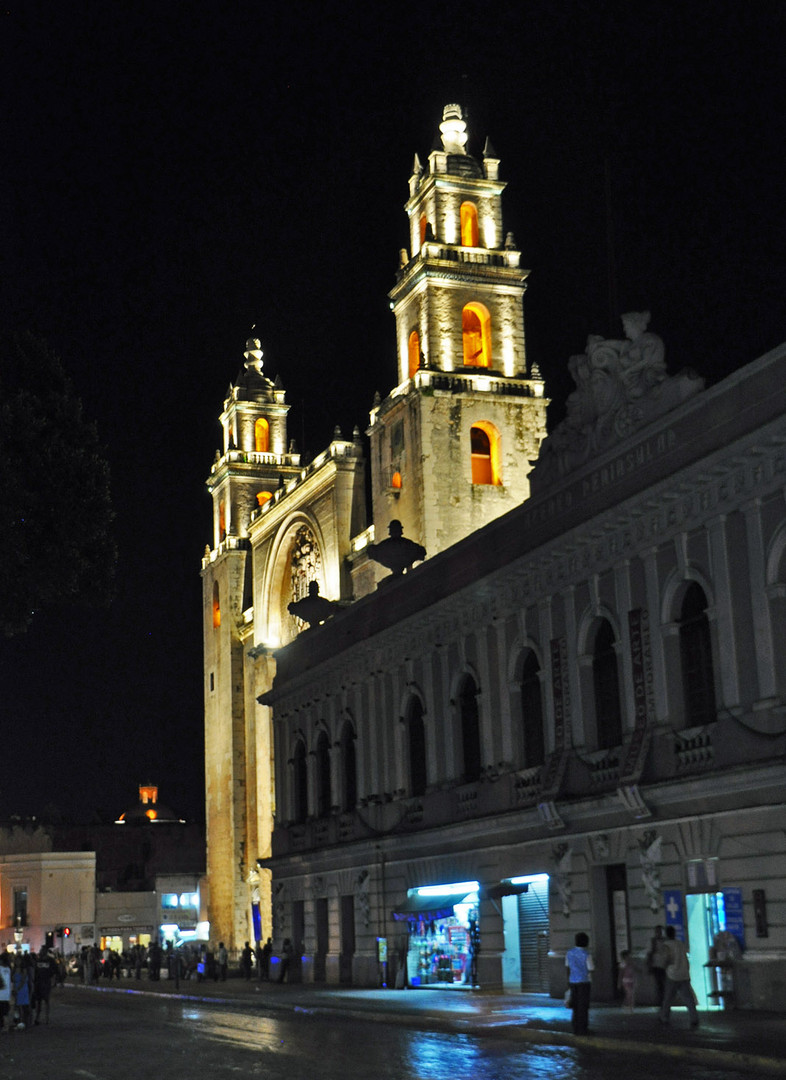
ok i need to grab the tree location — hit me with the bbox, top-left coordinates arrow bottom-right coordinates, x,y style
0,330 -> 117,634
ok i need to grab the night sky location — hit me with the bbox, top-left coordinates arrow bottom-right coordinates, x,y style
1,2 -> 783,823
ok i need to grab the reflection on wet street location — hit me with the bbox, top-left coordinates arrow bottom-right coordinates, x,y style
170,1001 -> 755,1080
1,991 -> 760,1080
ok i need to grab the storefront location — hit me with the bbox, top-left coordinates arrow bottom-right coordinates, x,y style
393,880 -> 480,989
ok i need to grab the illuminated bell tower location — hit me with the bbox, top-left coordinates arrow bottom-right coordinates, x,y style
369,104 -> 548,557
201,338 -> 301,952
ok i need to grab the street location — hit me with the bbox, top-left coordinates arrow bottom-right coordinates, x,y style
0,985 -> 766,1080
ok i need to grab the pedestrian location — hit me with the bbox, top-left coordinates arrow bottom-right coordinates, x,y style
241,941 -> 253,980
279,938 -> 293,983
647,925 -> 669,1006
34,945 -> 58,1025
217,942 -> 228,982
11,956 -> 32,1030
0,955 -> 11,1034
259,938 -> 272,981
659,925 -> 699,1028
565,932 -> 594,1035
617,949 -> 636,1011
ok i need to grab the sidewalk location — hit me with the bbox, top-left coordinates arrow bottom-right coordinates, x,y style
68,975 -> 786,1074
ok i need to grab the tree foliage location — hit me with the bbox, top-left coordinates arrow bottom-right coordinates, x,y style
0,331 -> 117,634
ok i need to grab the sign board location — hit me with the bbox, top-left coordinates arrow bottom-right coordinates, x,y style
663,890 -> 685,940
722,887 -> 745,950
377,937 -> 388,963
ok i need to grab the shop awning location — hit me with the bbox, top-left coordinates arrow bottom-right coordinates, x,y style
391,893 -> 463,921
482,882 -> 530,900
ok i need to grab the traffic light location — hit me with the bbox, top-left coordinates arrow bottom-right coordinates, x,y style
63,927 -> 71,938
55,927 -> 64,938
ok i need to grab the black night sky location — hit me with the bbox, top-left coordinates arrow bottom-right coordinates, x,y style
1,2 -> 783,823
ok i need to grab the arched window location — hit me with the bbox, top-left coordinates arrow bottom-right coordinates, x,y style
419,215 -> 428,246
406,698 -> 427,797
408,330 -> 421,378
520,652 -> 545,768
462,303 -> 492,368
218,499 -> 226,540
593,620 -> 622,749
256,491 -> 273,507
255,418 -> 270,453
340,721 -> 357,812
315,730 -> 332,818
458,676 -> 482,782
212,582 -> 221,629
460,201 -> 479,247
292,740 -> 308,824
391,470 -> 402,490
679,583 -> 716,725
470,422 -> 501,485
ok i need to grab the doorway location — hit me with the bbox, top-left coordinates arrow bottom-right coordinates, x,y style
685,892 -> 725,1010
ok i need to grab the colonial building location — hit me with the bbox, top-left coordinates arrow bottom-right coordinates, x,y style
201,105 -> 549,951
263,331 -> 786,1008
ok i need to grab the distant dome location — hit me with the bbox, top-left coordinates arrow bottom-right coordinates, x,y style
115,784 -> 185,825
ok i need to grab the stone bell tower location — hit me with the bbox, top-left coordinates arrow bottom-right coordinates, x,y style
201,338 -> 302,952
368,104 -> 548,557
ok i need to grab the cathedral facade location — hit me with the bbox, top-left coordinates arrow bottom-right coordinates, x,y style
202,106 -> 547,952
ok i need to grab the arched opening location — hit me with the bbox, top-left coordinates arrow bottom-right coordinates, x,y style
340,721 -> 357,812
212,581 -> 221,629
462,303 -> 492,368
460,201 -> 479,247
419,215 -> 428,246
256,491 -> 273,507
593,620 -> 622,749
679,583 -> 716,725
408,329 -> 421,378
458,675 -> 482,782
391,470 -> 402,490
218,499 -> 226,540
292,740 -> 308,824
406,698 -> 427,797
470,422 -> 501,485
520,651 -> 545,767
254,418 -> 270,453
315,730 -> 332,818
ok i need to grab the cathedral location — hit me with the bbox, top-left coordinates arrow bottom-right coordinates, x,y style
203,106 -> 785,1008
202,105 -> 548,953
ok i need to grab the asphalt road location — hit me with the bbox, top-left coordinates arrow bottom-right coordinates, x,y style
0,985 -> 767,1080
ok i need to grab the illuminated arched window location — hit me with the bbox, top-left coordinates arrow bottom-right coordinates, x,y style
406,697 -> 427,797
408,330 -> 421,378
458,675 -> 482,783
256,491 -> 273,508
391,471 -> 402,491
255,418 -> 270,453
462,302 -> 492,368
460,201 -> 479,247
315,731 -> 331,818
292,740 -> 308,824
679,583 -> 716,725
212,582 -> 221,629
520,651 -> 545,768
218,499 -> 226,540
419,215 -> 428,246
593,620 -> 622,750
470,422 -> 501,485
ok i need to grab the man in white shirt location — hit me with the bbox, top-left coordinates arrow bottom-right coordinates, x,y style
660,925 -> 699,1027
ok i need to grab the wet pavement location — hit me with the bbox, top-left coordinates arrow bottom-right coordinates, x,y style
63,975 -> 786,1074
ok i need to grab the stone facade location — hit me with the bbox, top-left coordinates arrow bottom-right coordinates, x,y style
262,340 -> 786,1008
202,105 -> 550,952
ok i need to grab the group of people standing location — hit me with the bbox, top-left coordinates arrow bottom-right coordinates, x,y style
565,923 -> 700,1036
0,946 -> 59,1032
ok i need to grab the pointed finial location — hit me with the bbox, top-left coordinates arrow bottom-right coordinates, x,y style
333,425 -> 342,440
